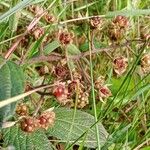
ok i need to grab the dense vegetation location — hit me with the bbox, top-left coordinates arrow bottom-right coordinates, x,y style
0,0 -> 150,149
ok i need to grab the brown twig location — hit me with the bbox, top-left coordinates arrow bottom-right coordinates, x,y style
25,40 -> 144,64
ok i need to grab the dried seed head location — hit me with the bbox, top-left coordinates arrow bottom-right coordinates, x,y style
95,76 -> 105,89
44,14 -> 55,23
67,80 -> 78,94
113,15 -> 129,28
140,26 -> 150,40
38,111 -> 55,130
58,30 -> 74,45
72,70 -> 82,81
53,83 -> 69,105
54,65 -> 69,79
108,25 -> 123,41
20,117 -> 39,133
141,53 -> 150,73
29,5 -> 44,16
90,17 -> 103,29
32,27 -> 44,40
16,103 -> 29,116
113,56 -> 128,76
99,85 -> 112,99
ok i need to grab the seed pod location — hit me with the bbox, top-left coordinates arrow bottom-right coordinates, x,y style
141,53 -> 150,73
113,15 -> 129,28
113,56 -> 128,76
16,103 -> 29,116
38,111 -> 55,130
90,16 -> 103,29
58,30 -> 74,45
99,85 -> 112,99
20,117 -> 39,133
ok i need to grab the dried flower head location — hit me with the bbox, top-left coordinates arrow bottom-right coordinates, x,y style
90,17 -> 103,29
54,65 -> 69,79
113,56 -> 128,76
32,27 -> 44,40
38,111 -> 55,130
58,30 -> 74,45
44,14 -> 55,23
29,5 -> 44,16
16,103 -> 29,116
141,53 -> 150,73
113,15 -> 129,28
108,25 -> 123,41
72,70 -> 82,81
95,76 -> 105,89
67,80 -> 76,93
140,26 -> 150,40
99,85 -> 112,100
20,117 -> 39,133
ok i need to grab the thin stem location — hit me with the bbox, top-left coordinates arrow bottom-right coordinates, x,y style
89,30 -> 101,149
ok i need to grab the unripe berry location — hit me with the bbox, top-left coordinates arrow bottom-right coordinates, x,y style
16,103 -> 28,116
20,117 -> 39,133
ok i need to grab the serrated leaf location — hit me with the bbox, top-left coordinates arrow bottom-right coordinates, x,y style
0,58 -> 24,126
2,125 -> 53,150
47,108 -> 109,148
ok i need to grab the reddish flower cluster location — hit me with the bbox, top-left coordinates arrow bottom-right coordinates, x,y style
37,111 -> 55,130
20,111 -> 55,133
20,117 -> 39,133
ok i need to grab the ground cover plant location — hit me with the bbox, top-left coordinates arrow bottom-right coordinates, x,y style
0,0 -> 150,149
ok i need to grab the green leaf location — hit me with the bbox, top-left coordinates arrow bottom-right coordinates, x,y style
9,0 -> 21,33
44,40 -> 60,55
47,108 -> 109,148
106,9 -> 150,17
0,58 -> 24,126
2,125 -> 53,150
66,44 -> 81,55
0,0 -> 34,23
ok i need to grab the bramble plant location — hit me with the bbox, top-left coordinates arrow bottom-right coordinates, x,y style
0,0 -> 150,150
